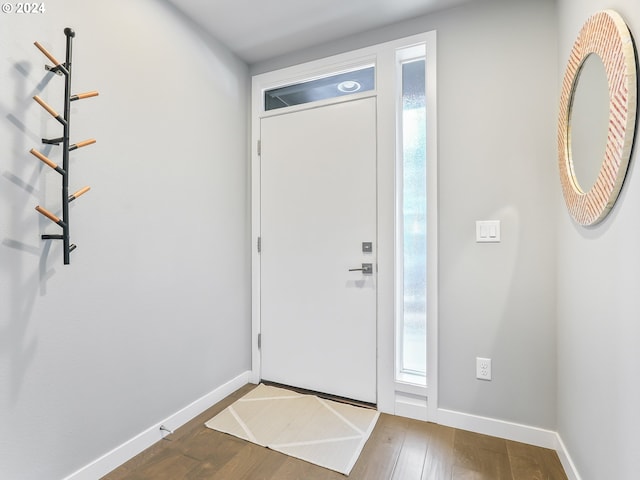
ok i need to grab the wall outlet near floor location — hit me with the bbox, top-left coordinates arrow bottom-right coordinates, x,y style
476,357 -> 492,380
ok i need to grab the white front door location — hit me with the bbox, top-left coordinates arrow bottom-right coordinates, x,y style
260,97 -> 377,403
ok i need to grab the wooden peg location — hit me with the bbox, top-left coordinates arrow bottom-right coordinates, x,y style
69,186 -> 90,201
33,95 -> 58,117
70,91 -> 99,101
70,138 -> 96,150
29,148 -> 58,170
35,205 -> 62,225
34,41 -> 62,66
33,95 -> 66,125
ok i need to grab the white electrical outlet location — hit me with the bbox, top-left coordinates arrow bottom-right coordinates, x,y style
476,357 -> 492,380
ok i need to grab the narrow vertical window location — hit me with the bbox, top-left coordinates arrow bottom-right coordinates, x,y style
397,52 -> 427,384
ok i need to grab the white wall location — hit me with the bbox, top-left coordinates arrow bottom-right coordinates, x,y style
254,0 -> 559,431
557,1 -> 640,479
0,1 -> 250,478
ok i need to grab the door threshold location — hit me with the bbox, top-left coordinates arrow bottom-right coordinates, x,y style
261,381 -> 377,410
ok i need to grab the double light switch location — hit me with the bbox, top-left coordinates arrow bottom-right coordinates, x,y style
476,220 -> 501,243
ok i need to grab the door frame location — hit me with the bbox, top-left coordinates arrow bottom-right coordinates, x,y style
250,31 -> 438,418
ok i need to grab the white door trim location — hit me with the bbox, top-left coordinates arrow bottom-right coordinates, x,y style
251,31 -> 438,417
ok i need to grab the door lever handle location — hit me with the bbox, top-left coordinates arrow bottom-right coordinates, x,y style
349,263 -> 373,274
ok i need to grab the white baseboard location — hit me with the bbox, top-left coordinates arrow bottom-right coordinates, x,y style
436,408 -> 558,449
63,371 -> 251,480
555,433 -> 582,480
63,376 -> 582,480
436,408 -> 583,479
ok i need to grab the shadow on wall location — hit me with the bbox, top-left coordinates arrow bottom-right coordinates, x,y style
0,60 -> 58,405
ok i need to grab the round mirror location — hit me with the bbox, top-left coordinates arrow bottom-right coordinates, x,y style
569,53 -> 609,194
558,10 -> 637,226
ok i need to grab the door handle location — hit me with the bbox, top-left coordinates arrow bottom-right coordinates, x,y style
349,263 -> 373,274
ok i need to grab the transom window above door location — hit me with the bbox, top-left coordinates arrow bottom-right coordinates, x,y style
264,66 -> 375,111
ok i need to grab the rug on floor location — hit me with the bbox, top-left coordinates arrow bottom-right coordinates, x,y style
205,383 -> 380,475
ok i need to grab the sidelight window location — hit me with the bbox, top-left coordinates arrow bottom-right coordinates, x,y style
396,49 -> 427,385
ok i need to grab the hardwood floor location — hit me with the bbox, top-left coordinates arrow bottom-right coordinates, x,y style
102,384 -> 567,480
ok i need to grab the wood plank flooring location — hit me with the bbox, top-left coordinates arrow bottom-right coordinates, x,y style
102,384 -> 567,480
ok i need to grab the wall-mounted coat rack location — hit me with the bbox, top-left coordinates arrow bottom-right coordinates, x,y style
31,27 -> 98,264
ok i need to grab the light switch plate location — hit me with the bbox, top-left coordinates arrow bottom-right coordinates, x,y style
476,220 -> 501,243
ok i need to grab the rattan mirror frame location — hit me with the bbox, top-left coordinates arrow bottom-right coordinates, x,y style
558,10 -> 637,226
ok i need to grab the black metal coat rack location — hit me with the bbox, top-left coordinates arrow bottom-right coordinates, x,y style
31,27 -> 98,264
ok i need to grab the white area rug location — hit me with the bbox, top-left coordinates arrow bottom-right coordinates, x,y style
205,384 -> 380,475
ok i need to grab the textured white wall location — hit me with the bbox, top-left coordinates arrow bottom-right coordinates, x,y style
557,1 -> 640,479
0,1 -> 250,478
254,0 -> 559,431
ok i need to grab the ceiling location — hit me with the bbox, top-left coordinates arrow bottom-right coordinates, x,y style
165,0 -> 475,64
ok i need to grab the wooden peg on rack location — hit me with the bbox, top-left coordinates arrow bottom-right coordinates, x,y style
34,41 -> 61,66
69,139 -> 96,151
33,95 -> 66,125
70,91 -> 99,101
35,205 -> 65,227
34,41 -> 69,75
29,148 -> 65,174
69,186 -> 90,202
